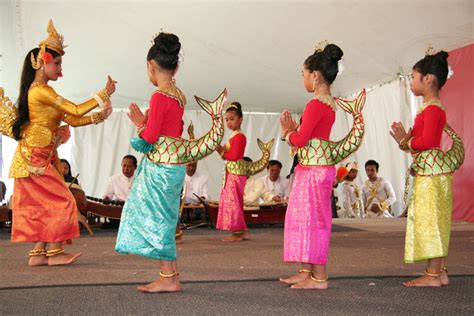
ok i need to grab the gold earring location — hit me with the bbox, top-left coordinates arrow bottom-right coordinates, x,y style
312,80 -> 317,92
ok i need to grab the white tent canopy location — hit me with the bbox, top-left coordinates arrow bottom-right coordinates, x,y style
1,0 -> 472,110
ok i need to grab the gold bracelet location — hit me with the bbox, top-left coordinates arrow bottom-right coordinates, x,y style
91,112 -> 105,124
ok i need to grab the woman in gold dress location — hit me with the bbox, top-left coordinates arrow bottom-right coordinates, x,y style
3,20 -> 116,266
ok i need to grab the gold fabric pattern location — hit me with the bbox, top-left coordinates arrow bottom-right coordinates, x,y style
314,94 -> 336,111
155,83 -> 187,107
0,87 -> 18,138
9,84 -> 100,178
405,174 -> 452,263
417,98 -> 445,114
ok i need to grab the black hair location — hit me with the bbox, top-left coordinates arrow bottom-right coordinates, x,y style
413,51 -> 449,89
147,33 -> 181,70
268,160 -> 282,169
365,160 -> 379,172
13,47 -> 61,140
226,101 -> 243,118
123,155 -> 138,167
60,159 -> 78,184
243,156 -> 253,162
304,44 -> 343,84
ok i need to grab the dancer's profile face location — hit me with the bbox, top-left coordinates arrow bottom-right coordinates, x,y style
302,65 -> 316,93
43,56 -> 62,81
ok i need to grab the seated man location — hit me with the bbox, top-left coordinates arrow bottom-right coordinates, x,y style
102,155 -> 137,228
338,162 -> 364,218
243,157 -> 280,205
260,160 -> 289,201
361,160 -> 396,218
183,161 -> 209,221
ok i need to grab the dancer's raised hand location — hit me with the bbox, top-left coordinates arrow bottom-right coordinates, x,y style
105,75 -> 117,96
127,102 -> 146,127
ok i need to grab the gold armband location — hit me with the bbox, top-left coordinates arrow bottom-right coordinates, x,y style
91,112 -> 105,124
93,88 -> 110,107
285,131 -> 294,147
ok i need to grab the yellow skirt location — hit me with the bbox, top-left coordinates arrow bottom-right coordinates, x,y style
405,174 -> 452,263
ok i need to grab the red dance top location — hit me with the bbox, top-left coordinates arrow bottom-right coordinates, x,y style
140,92 -> 184,144
223,131 -> 247,161
410,105 -> 446,151
289,99 -> 336,148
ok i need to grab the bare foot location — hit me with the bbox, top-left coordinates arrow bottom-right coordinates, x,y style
175,235 -> 184,244
402,275 -> 442,287
28,255 -> 48,267
137,276 -> 181,293
440,270 -> 449,286
222,234 -> 244,242
279,271 -> 311,285
242,231 -> 250,240
47,252 -> 82,266
291,277 -> 328,290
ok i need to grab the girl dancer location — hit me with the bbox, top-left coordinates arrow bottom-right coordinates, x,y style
116,32 -> 225,293
216,102 -> 249,242
280,43 -> 343,289
390,49 -> 464,287
1,20 -> 115,266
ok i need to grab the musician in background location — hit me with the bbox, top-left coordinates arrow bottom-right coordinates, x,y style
243,157 -> 280,205
183,161 -> 209,221
102,155 -> 137,228
60,159 -> 79,185
260,160 -> 289,201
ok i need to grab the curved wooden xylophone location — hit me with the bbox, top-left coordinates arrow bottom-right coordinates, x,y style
204,200 -> 287,228
84,196 -> 124,220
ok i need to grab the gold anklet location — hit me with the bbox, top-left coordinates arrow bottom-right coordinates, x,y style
159,271 -> 179,278
28,248 -> 47,256
424,268 -> 441,277
310,273 -> 328,283
299,269 -> 312,274
46,248 -> 65,257
442,266 -> 448,274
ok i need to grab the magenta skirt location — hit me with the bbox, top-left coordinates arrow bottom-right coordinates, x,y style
217,172 -> 247,231
284,164 -> 336,265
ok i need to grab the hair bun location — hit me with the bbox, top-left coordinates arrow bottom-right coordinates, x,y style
154,33 -> 181,56
434,50 -> 449,62
230,101 -> 242,110
323,44 -> 344,62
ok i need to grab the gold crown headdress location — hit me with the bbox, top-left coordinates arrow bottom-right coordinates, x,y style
227,103 -> 239,110
425,43 -> 436,56
31,20 -> 66,70
314,40 -> 329,53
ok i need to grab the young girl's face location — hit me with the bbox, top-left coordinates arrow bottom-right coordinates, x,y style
302,65 -> 313,92
225,111 -> 243,131
410,69 -> 429,96
43,56 -> 62,81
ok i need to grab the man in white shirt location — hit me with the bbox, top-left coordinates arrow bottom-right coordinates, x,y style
102,155 -> 137,228
243,157 -> 280,205
260,160 -> 289,201
338,162 -> 364,218
361,160 -> 396,218
183,161 -> 209,221
103,155 -> 137,201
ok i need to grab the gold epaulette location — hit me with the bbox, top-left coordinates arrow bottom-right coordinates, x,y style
156,84 -> 187,107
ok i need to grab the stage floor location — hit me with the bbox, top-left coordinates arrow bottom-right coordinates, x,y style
1,218 -> 473,315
